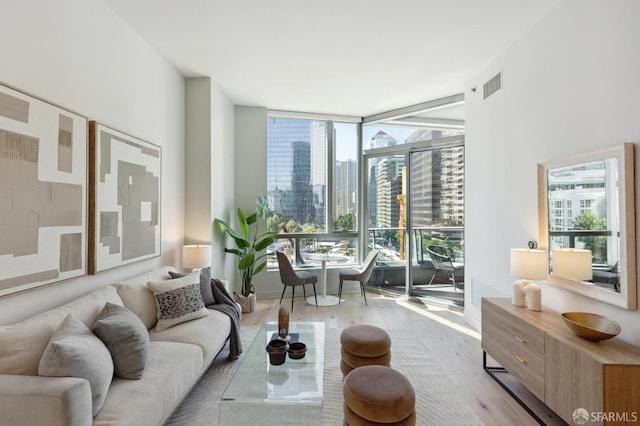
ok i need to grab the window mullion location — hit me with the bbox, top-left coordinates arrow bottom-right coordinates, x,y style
326,121 -> 334,233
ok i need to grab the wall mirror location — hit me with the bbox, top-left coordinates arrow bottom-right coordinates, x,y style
538,143 -> 636,309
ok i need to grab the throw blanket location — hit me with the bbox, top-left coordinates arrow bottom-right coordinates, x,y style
209,279 -> 242,360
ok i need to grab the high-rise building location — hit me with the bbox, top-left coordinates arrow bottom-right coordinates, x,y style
335,159 -> 357,218
367,131 -> 398,227
407,129 -> 464,227
375,156 -> 404,228
267,119 -> 319,227
291,141 -> 314,225
310,121 -> 327,186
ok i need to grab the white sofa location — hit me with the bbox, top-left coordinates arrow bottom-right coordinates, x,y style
0,266 -> 233,426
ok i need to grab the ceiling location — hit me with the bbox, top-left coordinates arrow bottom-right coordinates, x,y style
102,0 -> 559,119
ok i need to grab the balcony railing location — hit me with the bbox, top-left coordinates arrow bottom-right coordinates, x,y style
267,226 -> 464,270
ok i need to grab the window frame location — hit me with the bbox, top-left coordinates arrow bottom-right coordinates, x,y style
266,111 -> 363,267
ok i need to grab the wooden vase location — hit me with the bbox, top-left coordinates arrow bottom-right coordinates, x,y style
278,306 -> 289,340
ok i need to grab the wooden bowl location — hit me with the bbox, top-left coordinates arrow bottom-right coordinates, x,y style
288,342 -> 307,359
561,312 -> 621,341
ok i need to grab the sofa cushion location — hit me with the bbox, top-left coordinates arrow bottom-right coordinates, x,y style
169,267 -> 215,306
115,266 -> 177,330
38,314 -> 114,416
92,303 -> 149,380
93,341 -> 203,426
149,308 -> 231,363
147,271 -> 209,332
0,374 -> 93,426
0,286 -> 123,376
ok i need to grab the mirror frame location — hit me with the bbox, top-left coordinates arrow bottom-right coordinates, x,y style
538,143 -> 636,309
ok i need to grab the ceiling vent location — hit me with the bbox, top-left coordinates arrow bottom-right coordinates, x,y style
483,72 -> 502,100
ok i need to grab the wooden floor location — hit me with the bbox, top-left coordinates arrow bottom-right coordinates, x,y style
242,290 -> 567,426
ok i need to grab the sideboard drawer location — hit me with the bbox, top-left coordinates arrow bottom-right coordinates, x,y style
482,299 -> 545,399
481,297 -> 640,425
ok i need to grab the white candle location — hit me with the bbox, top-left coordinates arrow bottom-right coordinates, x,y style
512,280 -> 526,306
525,282 -> 542,311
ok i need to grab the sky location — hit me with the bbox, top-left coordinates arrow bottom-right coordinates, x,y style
334,123 -> 417,161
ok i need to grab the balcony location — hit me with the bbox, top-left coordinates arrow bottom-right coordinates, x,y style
267,226 -> 464,296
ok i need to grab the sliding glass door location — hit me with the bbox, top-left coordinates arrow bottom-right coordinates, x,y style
363,133 -> 465,306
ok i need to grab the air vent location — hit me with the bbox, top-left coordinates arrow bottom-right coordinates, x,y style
483,72 -> 502,99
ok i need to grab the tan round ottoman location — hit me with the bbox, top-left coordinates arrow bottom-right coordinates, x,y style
344,404 -> 417,425
343,365 -> 416,425
340,325 -> 391,376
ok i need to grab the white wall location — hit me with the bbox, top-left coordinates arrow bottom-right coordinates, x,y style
185,78 -> 212,246
185,78 -> 235,281
210,83 -> 236,281
464,0 -> 640,343
0,0 -> 185,325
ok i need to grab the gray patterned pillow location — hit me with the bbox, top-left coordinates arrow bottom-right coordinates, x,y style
92,303 -> 149,380
38,314 -> 113,416
147,271 -> 209,332
168,267 -> 215,306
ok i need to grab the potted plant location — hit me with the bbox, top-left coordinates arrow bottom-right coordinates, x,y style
214,195 -> 275,312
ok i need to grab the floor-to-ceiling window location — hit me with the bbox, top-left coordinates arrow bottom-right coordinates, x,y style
266,114 -> 361,270
265,96 -> 465,306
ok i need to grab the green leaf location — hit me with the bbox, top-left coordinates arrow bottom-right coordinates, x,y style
255,236 -> 275,251
213,218 -> 231,233
253,261 -> 267,275
233,237 -> 250,249
238,252 -> 255,269
237,208 -> 249,237
246,213 -> 257,225
225,248 -> 243,257
256,195 -> 269,218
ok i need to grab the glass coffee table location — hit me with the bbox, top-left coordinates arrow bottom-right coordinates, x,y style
219,321 -> 325,425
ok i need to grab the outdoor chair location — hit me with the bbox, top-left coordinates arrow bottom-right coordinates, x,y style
338,249 -> 379,305
426,245 -> 464,291
276,251 -> 318,311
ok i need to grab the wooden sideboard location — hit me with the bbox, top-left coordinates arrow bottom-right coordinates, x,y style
482,297 -> 640,425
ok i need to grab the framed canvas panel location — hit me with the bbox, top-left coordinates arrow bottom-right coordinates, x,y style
89,122 -> 161,273
0,83 -> 88,296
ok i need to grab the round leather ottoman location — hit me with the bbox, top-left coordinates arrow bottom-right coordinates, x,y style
341,359 -> 355,377
340,325 -> 391,377
341,347 -> 391,368
343,365 -> 415,425
340,325 -> 391,358
344,404 -> 416,426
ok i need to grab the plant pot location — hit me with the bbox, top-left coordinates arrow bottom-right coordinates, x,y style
266,339 -> 288,365
234,292 -> 256,313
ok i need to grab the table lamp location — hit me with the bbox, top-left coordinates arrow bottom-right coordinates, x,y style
552,248 -> 593,281
183,244 -> 212,271
510,248 -> 548,310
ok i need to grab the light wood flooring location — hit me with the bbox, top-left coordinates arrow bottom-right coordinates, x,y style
242,290 -> 567,426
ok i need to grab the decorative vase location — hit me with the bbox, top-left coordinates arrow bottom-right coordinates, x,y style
278,307 -> 290,341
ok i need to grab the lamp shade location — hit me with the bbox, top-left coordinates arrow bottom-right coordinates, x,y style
552,248 -> 593,281
510,249 -> 548,280
183,245 -> 211,270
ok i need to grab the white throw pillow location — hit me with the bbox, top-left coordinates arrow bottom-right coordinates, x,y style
38,314 -> 114,416
147,271 -> 209,332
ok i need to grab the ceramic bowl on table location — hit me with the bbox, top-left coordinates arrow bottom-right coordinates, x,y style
288,342 -> 307,359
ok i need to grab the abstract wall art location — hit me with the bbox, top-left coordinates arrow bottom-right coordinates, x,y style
0,83 -> 88,296
89,122 -> 161,273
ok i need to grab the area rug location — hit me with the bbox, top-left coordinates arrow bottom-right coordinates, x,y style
167,325 -> 483,425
